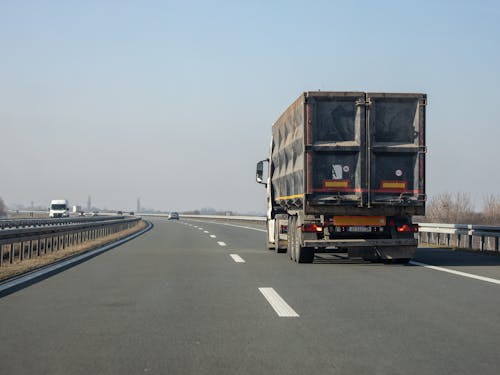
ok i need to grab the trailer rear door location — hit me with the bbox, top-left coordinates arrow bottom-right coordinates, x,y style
305,92 -> 366,204
367,93 -> 426,207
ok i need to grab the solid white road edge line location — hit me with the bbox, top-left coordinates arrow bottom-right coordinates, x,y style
216,222 -> 266,232
259,287 -> 299,317
185,219 -> 266,232
230,254 -> 245,263
409,261 -> 500,285
217,241 -> 227,247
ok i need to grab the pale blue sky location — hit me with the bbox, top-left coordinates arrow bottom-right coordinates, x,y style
1,1 -> 499,212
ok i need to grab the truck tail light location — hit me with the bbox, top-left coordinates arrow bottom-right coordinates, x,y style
396,224 -> 419,233
301,224 -> 323,233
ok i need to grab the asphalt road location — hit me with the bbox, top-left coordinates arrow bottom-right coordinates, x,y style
1,218 -> 500,374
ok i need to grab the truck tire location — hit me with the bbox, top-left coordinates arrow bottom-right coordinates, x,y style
288,216 -> 296,261
297,247 -> 314,263
275,226 -> 286,253
266,220 -> 275,250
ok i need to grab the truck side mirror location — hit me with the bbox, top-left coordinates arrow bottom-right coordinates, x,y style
256,159 -> 268,186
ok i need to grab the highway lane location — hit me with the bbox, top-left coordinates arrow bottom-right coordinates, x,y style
1,218 -> 500,374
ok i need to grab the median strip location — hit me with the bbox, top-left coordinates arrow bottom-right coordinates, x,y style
258,287 -> 299,317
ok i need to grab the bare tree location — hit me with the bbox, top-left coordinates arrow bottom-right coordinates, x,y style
482,194 -> 500,225
0,197 -> 6,217
425,192 -> 476,224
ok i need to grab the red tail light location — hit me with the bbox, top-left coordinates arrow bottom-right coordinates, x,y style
396,224 -> 419,233
301,224 -> 323,233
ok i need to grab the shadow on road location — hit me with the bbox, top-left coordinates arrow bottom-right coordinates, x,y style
411,247 -> 500,267
313,253 -> 388,265
311,248 -> 500,268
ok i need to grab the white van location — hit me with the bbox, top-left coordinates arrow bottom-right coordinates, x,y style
49,199 -> 70,218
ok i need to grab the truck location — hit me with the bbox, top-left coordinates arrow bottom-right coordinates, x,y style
256,91 -> 426,263
49,199 -> 70,218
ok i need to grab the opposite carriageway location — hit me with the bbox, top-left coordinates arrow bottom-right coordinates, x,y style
0,216 -> 142,267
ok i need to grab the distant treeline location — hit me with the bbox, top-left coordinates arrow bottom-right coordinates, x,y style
419,192 -> 500,225
0,197 -> 7,217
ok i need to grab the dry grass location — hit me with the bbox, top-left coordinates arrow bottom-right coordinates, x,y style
0,220 -> 147,281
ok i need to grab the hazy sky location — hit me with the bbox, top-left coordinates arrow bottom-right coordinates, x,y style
1,0 -> 500,213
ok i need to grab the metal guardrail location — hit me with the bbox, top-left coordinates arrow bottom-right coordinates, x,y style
0,215 -> 127,230
0,217 -> 141,267
418,223 -> 500,252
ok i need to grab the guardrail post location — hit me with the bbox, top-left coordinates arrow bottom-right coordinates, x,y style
29,240 -> 33,259
468,235 -> 473,250
9,243 -> 13,264
0,245 -> 3,266
480,236 -> 485,252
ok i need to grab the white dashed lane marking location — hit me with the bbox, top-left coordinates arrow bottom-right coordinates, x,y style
210,235 -> 216,238
217,241 -> 227,247
259,288 -> 299,318
230,254 -> 245,263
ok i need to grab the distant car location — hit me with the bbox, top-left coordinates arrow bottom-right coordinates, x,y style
168,212 -> 179,220
117,211 -> 123,215
129,212 -> 134,215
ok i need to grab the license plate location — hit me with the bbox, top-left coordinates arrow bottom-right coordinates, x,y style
348,226 -> 372,232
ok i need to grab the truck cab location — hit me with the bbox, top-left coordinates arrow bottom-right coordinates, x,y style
49,199 -> 70,218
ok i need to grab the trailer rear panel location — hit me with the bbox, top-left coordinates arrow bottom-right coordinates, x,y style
271,92 -> 426,216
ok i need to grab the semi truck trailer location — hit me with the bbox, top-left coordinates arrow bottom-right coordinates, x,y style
256,91 -> 426,263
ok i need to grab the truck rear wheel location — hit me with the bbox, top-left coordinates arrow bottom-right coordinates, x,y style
275,227 -> 286,254
297,247 -> 314,263
288,216 -> 296,261
292,217 -> 314,263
